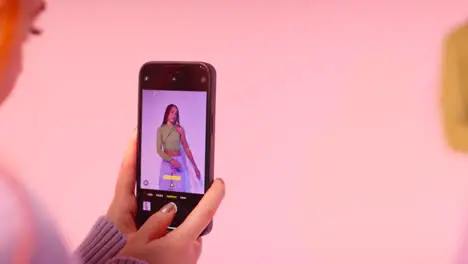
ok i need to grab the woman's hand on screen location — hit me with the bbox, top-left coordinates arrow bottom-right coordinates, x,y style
170,159 -> 182,168
117,178 -> 226,264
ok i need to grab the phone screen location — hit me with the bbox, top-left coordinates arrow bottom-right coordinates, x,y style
136,62 -> 215,231
140,90 -> 207,194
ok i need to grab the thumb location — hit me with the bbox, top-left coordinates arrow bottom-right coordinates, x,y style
137,202 -> 177,241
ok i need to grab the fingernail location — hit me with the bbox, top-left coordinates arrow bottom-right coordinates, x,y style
217,178 -> 224,184
160,202 -> 177,213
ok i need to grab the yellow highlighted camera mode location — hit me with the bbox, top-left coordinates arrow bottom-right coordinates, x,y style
163,175 -> 181,181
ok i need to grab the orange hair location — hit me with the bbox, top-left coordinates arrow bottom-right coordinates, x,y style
0,0 -> 21,74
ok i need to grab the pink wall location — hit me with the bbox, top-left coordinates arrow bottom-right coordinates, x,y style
1,0 -> 468,263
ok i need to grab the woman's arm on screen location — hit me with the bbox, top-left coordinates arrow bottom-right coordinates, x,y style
156,127 -> 172,161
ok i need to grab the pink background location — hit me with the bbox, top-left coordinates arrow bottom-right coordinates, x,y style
1,0 -> 468,263
140,89 -> 206,192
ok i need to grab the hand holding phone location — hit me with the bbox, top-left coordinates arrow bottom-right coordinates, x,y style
116,179 -> 225,264
106,124 -> 225,263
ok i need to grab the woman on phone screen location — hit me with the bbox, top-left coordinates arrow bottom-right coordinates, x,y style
157,104 -> 201,193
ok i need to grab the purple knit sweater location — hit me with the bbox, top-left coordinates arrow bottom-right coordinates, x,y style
0,172 -> 147,264
74,217 -> 145,264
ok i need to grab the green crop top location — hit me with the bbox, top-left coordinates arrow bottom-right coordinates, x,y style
157,125 -> 181,161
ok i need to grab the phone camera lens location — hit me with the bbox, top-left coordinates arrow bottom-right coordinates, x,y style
171,71 -> 179,81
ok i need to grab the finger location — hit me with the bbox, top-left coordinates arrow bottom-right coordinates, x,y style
138,202 -> 177,242
115,129 -> 138,196
172,178 -> 225,240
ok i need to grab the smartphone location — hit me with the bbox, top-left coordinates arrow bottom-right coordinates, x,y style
136,61 -> 216,236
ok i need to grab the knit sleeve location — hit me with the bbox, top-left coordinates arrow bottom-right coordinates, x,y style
73,216 -> 128,264
106,257 -> 148,264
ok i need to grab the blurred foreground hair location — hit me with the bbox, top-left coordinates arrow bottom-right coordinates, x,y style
0,0 -> 20,73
